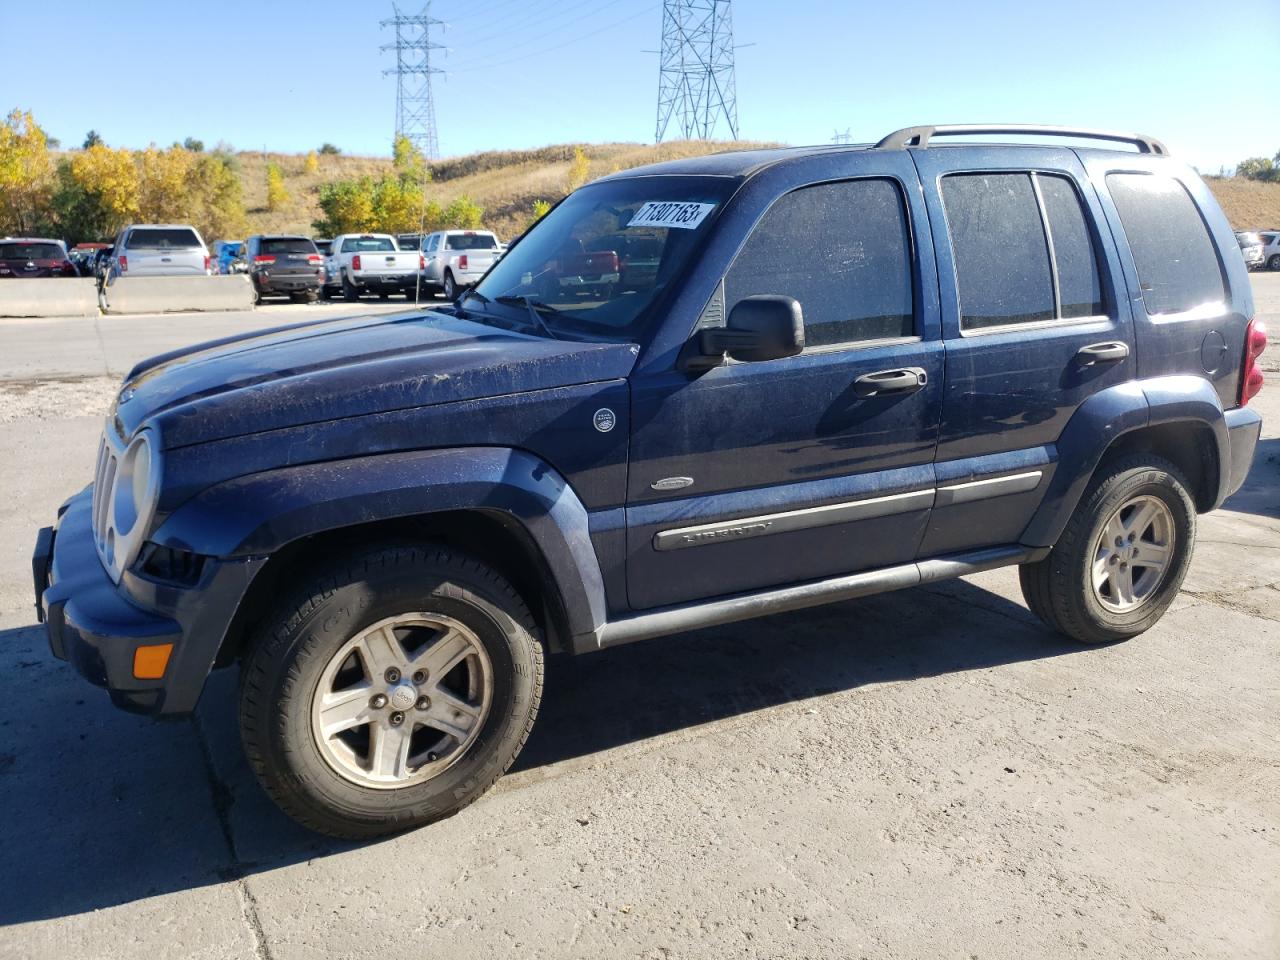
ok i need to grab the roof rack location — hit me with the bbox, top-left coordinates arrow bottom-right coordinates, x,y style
875,124 -> 1168,156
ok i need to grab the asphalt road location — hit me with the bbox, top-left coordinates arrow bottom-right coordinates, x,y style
0,280 -> 1277,959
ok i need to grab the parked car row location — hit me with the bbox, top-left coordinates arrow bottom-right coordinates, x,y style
3,225 -> 507,306
1235,229 -> 1280,271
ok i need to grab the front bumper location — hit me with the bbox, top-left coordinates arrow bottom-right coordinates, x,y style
34,488 -> 264,717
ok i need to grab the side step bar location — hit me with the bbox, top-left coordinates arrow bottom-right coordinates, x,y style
575,544 -> 1047,654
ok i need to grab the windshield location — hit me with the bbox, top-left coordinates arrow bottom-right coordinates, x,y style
129,228 -> 201,248
472,175 -> 733,341
261,237 -> 317,255
342,236 -> 395,252
0,242 -> 64,260
446,233 -> 498,250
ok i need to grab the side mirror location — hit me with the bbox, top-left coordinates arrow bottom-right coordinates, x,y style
683,295 -> 805,370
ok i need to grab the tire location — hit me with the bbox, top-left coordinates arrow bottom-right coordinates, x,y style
1019,454 -> 1196,644
239,545 -> 544,839
341,273 -> 358,302
1269,254 -> 1280,272
443,270 -> 457,301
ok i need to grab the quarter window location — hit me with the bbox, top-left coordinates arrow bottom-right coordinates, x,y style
724,178 -> 914,348
1106,173 -> 1225,316
1037,175 -> 1103,319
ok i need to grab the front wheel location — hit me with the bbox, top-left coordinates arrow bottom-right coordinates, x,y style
1020,454 -> 1196,644
238,545 -> 544,838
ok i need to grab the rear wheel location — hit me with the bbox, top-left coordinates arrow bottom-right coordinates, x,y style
1020,455 -> 1195,644
443,270 -> 457,301
341,273 -> 359,302
1270,254 -> 1280,271
239,545 -> 543,839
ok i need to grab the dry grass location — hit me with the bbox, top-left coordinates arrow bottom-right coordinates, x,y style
1205,177 -> 1280,232
238,140 -> 778,240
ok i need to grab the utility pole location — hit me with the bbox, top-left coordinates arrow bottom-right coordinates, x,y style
831,128 -> 852,145
381,3 -> 445,159
655,0 -> 739,143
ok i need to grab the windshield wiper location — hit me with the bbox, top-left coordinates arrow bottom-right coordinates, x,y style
495,295 -> 561,340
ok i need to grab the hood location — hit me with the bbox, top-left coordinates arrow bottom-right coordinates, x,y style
116,309 -> 639,448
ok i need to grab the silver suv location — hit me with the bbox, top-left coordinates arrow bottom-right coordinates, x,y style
1260,230 -> 1280,271
108,224 -> 210,281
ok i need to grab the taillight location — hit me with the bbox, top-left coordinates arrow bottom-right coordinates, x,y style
419,253 -> 425,270
352,254 -> 362,271
204,255 -> 211,272
253,255 -> 276,264
307,254 -> 323,264
458,254 -> 468,270
1240,318 -> 1267,406
119,255 -> 128,273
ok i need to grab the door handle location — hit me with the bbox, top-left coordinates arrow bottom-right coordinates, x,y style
1075,341 -> 1129,366
853,367 -> 928,398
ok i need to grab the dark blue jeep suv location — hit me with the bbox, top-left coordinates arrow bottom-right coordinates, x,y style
33,125 -> 1267,837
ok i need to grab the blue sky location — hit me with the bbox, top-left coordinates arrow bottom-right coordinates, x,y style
2,0 -> 1276,171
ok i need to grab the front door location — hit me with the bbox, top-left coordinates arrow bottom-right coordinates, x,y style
626,165 -> 944,610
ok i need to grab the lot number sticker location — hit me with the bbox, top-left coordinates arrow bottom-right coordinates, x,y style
627,201 -> 716,230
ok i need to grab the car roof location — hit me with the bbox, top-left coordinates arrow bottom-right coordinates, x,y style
0,237 -> 65,245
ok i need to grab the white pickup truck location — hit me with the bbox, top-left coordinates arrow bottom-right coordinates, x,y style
324,233 -> 423,301
420,230 -> 503,300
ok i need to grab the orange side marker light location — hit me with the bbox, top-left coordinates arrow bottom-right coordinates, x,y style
133,643 -> 173,680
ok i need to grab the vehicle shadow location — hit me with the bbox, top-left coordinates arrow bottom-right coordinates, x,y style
1222,436 -> 1279,520
0,576 -> 1076,927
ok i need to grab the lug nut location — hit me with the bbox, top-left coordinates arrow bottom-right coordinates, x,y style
1110,556 -> 1119,565
427,751 -> 438,762
416,695 -> 431,710
1115,537 -> 1124,548
390,711 -> 405,726
385,668 -> 401,683
370,693 -> 388,709
412,670 -> 427,684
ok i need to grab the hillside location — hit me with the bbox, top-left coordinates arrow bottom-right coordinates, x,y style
238,140 -> 777,241
236,143 -> 1280,242
1204,176 -> 1280,232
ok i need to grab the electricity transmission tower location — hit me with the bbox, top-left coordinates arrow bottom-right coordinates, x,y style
832,128 -> 852,145
655,0 -> 739,143
381,3 -> 445,159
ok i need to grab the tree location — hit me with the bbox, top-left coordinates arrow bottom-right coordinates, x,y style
65,143 -> 140,237
190,153 -> 246,242
82,130 -> 103,150
528,198 -> 552,229
442,195 -> 483,230
138,144 -> 197,222
304,150 -> 320,174
265,161 -> 289,211
183,137 -> 205,153
393,134 -> 428,181
0,109 -> 55,235
318,142 -> 341,155
566,145 -> 590,192
314,177 -> 377,234
1235,157 -> 1277,182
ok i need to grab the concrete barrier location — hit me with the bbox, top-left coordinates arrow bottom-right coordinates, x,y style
102,275 -> 255,315
0,278 -> 99,318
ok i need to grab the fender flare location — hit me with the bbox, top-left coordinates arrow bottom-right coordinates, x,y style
1021,376 -> 1229,547
151,446 -> 609,639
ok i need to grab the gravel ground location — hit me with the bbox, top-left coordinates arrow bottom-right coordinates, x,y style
0,286 -> 1276,960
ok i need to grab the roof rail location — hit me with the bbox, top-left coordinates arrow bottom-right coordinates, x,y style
876,124 -> 1168,156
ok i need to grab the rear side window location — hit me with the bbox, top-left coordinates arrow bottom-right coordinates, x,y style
943,172 -> 1105,329
260,238 -> 317,255
942,173 -> 1055,329
445,234 -> 497,250
1038,175 -> 1103,319
725,178 -> 914,348
127,228 -> 201,248
1106,174 -> 1225,316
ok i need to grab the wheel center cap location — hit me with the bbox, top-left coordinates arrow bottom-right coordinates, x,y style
388,682 -> 418,711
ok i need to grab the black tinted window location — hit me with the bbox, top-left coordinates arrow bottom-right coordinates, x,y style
1106,174 -> 1225,316
1038,175 -> 1103,319
260,238 -> 317,255
943,173 -> 1054,329
445,234 -> 497,250
128,228 -> 201,248
0,242 -> 64,260
725,179 -> 914,347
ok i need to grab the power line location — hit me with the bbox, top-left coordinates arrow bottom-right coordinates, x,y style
445,0 -> 637,58
655,0 -> 739,143
381,2 -> 446,159
449,5 -> 656,74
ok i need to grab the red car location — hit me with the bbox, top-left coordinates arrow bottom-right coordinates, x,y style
0,238 -> 77,278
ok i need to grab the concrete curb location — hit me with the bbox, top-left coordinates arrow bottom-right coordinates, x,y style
0,278 -> 99,318
102,275 -> 255,315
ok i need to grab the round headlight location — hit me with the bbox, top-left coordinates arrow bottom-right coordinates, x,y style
113,433 -> 153,535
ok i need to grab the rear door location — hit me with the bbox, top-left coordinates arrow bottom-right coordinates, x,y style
912,146 -> 1134,555
625,155 -> 945,610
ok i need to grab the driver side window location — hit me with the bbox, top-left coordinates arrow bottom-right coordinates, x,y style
724,179 -> 915,349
